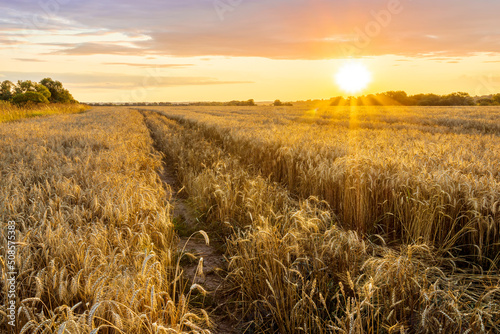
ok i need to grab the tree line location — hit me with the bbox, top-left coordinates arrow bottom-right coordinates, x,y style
0,78 -> 77,105
88,99 -> 257,107
329,91 -> 500,106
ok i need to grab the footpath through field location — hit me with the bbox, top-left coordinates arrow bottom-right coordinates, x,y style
134,106 -> 500,334
140,109 -> 240,334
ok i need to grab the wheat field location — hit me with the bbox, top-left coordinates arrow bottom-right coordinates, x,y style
0,102 -> 89,123
0,108 -> 210,333
1,105 -> 499,333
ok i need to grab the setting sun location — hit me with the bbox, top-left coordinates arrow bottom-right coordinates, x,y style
335,62 -> 372,94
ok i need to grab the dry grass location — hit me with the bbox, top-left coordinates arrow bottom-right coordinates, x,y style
139,105 -> 500,333
0,101 -> 89,123
142,106 -> 500,261
2,105 -> 499,333
0,108 -> 210,333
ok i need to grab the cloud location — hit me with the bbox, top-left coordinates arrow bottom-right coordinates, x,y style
70,77 -> 253,90
2,0 -> 500,59
48,42 -> 148,56
0,38 -> 25,47
0,71 -> 252,89
102,62 -> 194,68
14,58 -> 46,62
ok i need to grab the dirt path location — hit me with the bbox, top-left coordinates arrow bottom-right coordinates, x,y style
145,115 -> 239,334
157,164 -> 228,292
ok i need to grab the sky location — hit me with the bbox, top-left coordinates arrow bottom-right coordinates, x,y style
1,0 -> 500,102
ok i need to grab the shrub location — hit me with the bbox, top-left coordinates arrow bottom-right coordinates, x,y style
274,99 -> 293,106
12,91 -> 50,105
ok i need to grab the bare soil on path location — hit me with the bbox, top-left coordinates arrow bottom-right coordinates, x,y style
144,112 -> 240,334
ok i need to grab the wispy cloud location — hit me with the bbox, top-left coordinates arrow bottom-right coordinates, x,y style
2,0 -> 500,59
0,71 -> 253,89
14,58 -> 46,62
48,42 -> 147,56
102,62 -> 193,68
71,77 -> 253,90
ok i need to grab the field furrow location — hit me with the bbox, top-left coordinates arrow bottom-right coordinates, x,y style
2,106 -> 499,334
138,106 -> 500,263
134,106 -> 500,333
0,108 -> 211,333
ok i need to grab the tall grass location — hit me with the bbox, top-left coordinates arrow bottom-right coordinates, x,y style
0,101 -> 89,123
142,106 -> 500,262
139,106 -> 500,333
2,105 -> 499,333
0,108 -> 210,333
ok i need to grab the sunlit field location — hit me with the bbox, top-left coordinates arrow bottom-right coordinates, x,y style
0,108 -> 210,333
0,102 -> 89,123
137,105 -> 500,333
1,105 -> 499,333
140,105 -> 500,258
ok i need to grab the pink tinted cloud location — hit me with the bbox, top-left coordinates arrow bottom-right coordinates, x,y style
2,0 -> 500,59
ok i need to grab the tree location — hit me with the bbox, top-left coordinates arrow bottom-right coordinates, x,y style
413,94 -> 442,106
1,78 -> 78,105
273,99 -> 293,106
384,91 -> 409,105
40,78 -> 76,103
12,91 -> 50,105
0,80 -> 15,101
492,94 -> 500,105
15,80 -> 36,94
330,96 -> 346,106
36,85 -> 51,99
477,98 -> 497,106
442,92 -> 474,106
363,94 -> 382,106
14,80 -> 51,100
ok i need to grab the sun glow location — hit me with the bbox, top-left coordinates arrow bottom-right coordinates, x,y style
335,62 -> 372,94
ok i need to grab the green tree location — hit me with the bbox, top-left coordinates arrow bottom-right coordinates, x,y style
15,80 -> 36,94
0,80 -> 15,101
15,80 -> 51,100
36,85 -> 51,99
12,91 -> 50,105
40,78 -> 76,103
